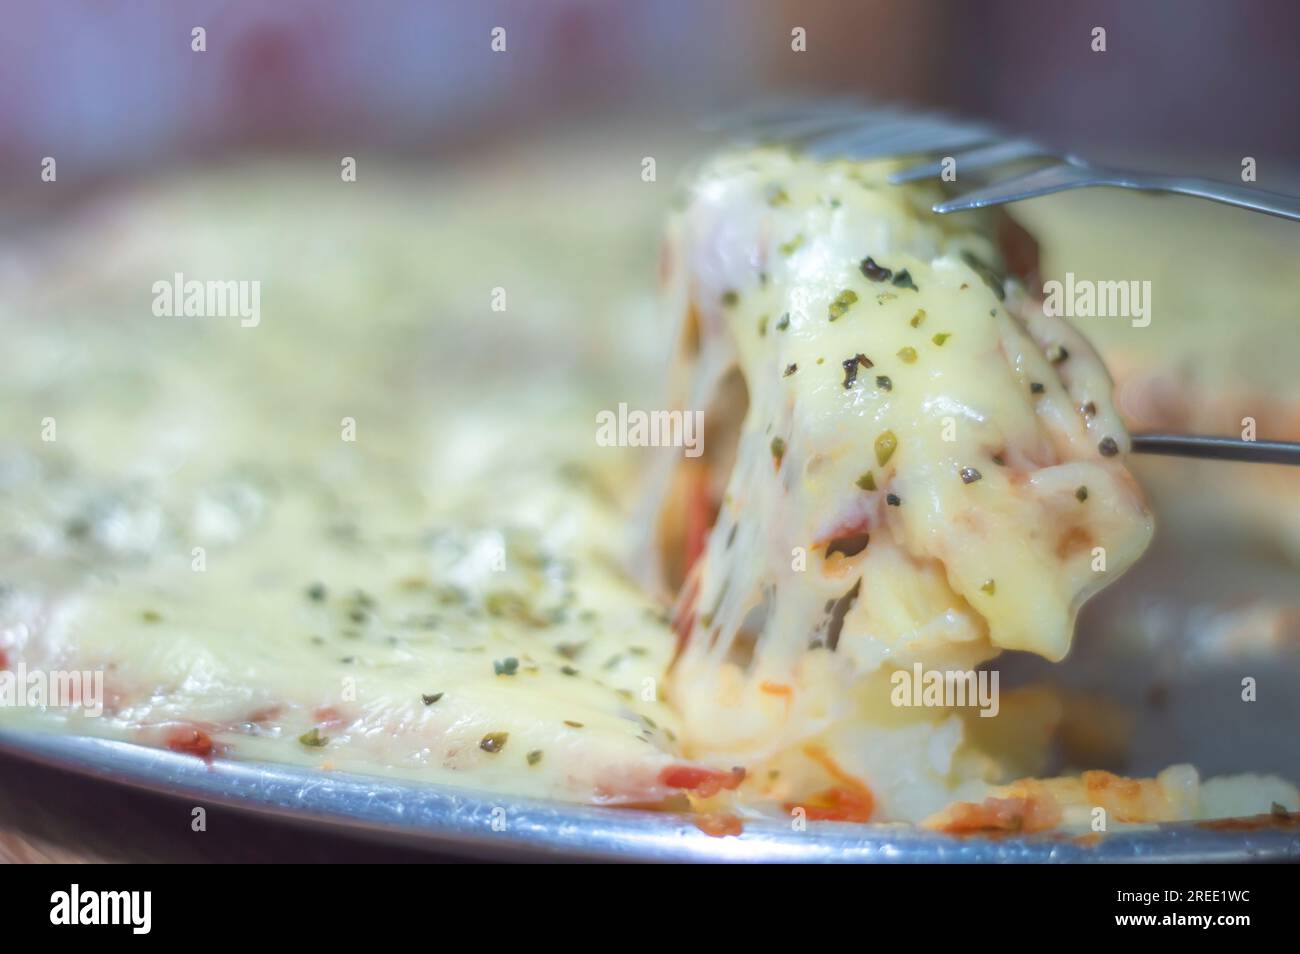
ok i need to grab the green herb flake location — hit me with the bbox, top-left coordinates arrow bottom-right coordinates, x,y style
299,728 -> 329,748
778,234 -> 804,256
828,289 -> 859,322
897,346 -> 918,364
775,312 -> 790,331
721,289 -> 740,308
1030,381 -> 1045,394
484,590 -> 534,621
563,720 -> 585,729
493,656 -> 520,677
909,309 -> 926,328
758,314 -> 769,337
765,183 -> 790,207
421,692 -> 444,705
1075,486 -> 1089,502
783,363 -> 798,377
1098,436 -> 1120,457
876,375 -> 892,391
856,472 -> 877,491
1048,344 -> 1070,365
886,493 -> 901,506
480,732 -> 509,753
306,582 -> 327,602
771,436 -> 787,468
141,610 -> 162,624
527,749 -> 544,766
435,584 -> 469,606
981,579 -> 996,595
932,332 -> 951,346
891,269 -> 918,291
875,430 -> 898,467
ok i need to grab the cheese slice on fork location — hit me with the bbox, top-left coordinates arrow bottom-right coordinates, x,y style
659,148 -> 1155,767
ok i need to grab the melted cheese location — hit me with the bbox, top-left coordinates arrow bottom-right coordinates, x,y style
0,140 -> 1291,828
662,149 -> 1153,765
0,159 -> 690,805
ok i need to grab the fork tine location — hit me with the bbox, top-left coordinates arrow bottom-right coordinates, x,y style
848,125 -> 997,160
889,139 -> 1052,184
737,109 -> 896,146
932,162 -> 1096,213
808,117 -> 998,161
715,99 -> 1300,226
699,96 -> 867,133
1133,434 -> 1300,466
803,117 -> 919,152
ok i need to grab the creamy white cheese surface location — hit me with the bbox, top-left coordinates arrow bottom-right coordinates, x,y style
0,157 -> 692,804
662,150 -> 1153,769
0,142 -> 1292,827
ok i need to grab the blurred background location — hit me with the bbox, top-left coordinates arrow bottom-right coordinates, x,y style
2,0 -> 1299,202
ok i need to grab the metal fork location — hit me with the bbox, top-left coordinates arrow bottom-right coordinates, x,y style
714,100 -> 1300,466
720,100 -> 1300,222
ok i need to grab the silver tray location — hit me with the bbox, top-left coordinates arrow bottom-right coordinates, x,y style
2,729 -> 1296,862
